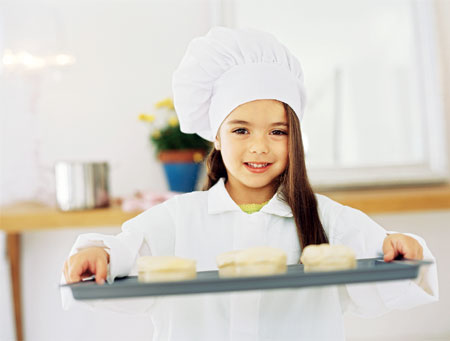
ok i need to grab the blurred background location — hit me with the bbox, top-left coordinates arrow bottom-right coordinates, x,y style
0,0 -> 449,340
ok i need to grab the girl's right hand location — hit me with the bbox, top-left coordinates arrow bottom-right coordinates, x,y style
63,247 -> 110,285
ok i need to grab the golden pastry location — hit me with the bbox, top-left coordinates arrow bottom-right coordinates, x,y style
137,256 -> 196,282
216,246 -> 287,278
300,243 -> 356,272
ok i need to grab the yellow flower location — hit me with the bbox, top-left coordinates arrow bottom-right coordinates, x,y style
155,98 -> 175,110
138,113 -> 156,122
168,115 -> 179,127
152,130 -> 161,139
193,152 -> 204,163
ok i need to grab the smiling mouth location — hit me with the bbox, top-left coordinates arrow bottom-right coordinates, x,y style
244,162 -> 272,169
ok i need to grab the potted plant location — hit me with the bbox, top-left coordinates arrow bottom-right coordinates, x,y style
139,98 -> 212,192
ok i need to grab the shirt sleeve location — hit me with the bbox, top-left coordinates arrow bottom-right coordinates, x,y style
60,198 -> 176,314
332,205 -> 439,318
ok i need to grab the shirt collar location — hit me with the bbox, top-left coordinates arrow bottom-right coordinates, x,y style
207,178 -> 293,217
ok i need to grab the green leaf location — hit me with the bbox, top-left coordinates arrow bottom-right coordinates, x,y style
150,124 -> 212,156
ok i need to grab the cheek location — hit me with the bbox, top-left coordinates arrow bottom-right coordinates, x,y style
220,138 -> 242,165
277,144 -> 289,170
276,140 -> 289,160
281,153 -> 289,168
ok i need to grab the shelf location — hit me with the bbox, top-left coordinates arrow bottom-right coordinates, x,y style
1,184 -> 450,233
0,201 -> 139,232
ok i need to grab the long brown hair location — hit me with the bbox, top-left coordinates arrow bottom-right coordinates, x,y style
202,103 -> 329,250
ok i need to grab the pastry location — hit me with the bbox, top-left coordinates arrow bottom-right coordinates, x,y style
137,256 -> 197,282
300,243 -> 356,272
216,246 -> 287,278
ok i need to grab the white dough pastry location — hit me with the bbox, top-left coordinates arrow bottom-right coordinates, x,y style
216,246 -> 287,278
137,256 -> 197,282
300,243 -> 356,272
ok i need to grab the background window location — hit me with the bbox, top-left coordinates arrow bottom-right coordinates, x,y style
216,0 -> 448,189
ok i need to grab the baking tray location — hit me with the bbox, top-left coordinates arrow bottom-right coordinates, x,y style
62,257 -> 432,300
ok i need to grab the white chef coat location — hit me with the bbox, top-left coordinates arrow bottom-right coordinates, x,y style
61,178 -> 439,341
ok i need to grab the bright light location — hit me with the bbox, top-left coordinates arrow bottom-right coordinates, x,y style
54,54 -> 76,66
18,51 -> 46,69
2,49 -> 16,66
1,49 -> 76,71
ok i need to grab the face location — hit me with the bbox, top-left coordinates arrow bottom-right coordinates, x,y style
215,99 -> 289,200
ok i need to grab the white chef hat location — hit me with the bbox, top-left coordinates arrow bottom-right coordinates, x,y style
172,26 -> 306,142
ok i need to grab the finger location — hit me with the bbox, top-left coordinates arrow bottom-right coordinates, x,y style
412,241 -> 423,260
383,239 -> 397,262
384,249 -> 395,262
397,239 -> 417,260
95,258 -> 107,285
68,259 -> 84,283
63,260 -> 69,282
68,270 -> 81,283
418,246 -> 424,260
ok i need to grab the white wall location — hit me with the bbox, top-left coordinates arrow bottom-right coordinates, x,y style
0,233 -> 15,341
2,0 -> 447,207
0,1 -> 212,339
0,0 -> 211,205
436,0 -> 450,166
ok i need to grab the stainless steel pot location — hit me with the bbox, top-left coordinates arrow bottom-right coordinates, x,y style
55,161 -> 110,211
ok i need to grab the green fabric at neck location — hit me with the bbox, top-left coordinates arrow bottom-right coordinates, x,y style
238,200 -> 270,214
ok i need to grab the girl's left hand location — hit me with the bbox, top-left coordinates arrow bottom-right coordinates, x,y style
383,233 -> 424,262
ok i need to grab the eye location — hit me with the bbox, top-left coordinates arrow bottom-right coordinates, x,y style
232,128 -> 248,135
271,129 -> 288,136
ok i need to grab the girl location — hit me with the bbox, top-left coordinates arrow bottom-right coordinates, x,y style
62,27 -> 438,341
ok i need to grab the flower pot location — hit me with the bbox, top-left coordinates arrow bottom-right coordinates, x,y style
158,149 -> 205,192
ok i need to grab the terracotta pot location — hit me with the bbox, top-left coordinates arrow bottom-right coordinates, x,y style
158,149 -> 206,163
157,149 -> 207,192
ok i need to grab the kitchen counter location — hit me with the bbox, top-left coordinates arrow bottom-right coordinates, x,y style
1,200 -> 139,233
2,183 -> 450,232
318,183 -> 450,214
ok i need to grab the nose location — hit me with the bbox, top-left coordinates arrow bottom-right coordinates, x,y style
249,134 -> 269,154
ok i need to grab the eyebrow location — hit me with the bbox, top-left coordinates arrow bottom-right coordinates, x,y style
226,120 -> 288,127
